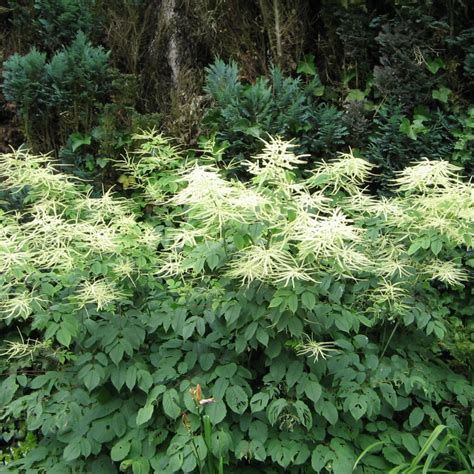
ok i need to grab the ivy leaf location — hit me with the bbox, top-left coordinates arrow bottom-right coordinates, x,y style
426,57 -> 446,74
70,132 -> 91,152
432,86 -> 451,103
297,54 -> 317,76
400,117 -> 417,140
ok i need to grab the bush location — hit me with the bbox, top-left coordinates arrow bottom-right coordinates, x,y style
2,32 -> 111,152
0,134 -> 472,472
203,59 -> 347,160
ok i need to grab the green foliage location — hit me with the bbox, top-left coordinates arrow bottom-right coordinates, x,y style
1,135 -> 473,472
7,0 -> 98,52
203,59 -> 343,159
2,32 -> 111,152
33,0 -> 97,51
355,424 -> 474,473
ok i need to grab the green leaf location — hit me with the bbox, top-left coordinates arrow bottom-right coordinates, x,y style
267,399 -> 288,426
249,420 -> 268,443
297,54 -> 317,76
83,369 -> 101,391
132,458 -> 150,474
70,132 -> 92,152
249,440 -> 266,461
206,400 -> 227,424
301,292 -> 316,310
321,400 -> 338,425
432,86 -> 451,103
400,117 -> 417,140
380,383 -> 397,409
293,400 -> 312,429
311,445 -> 331,472
347,394 -> 367,420
347,89 -> 365,101
136,404 -> 154,425
305,380 -> 322,405
225,386 -> 248,414
407,241 -> 422,255
199,353 -> 215,371
63,442 -> 81,461
163,389 -> 180,419
109,344 -> 124,365
426,57 -> 446,74
250,392 -> 270,413
409,407 -> 425,428
256,327 -> 269,346
126,366 -> 137,390
111,438 -> 131,462
430,239 -> 442,255
288,292 -> 298,313
383,446 -> 405,465
56,327 -> 71,346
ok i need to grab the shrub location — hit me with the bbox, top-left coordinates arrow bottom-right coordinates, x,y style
2,32 -> 111,152
32,0 -> 97,51
0,134 -> 472,472
203,59 -> 347,160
